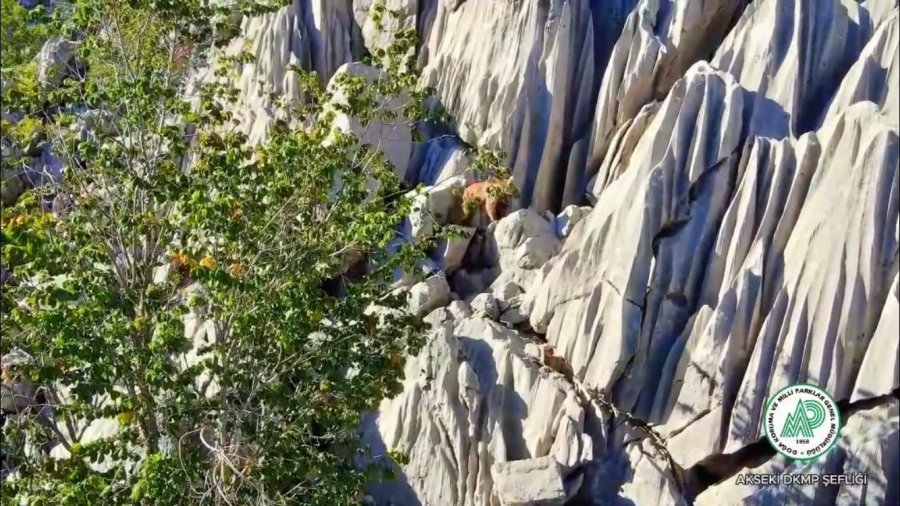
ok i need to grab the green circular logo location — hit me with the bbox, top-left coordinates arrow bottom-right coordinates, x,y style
763,383 -> 841,461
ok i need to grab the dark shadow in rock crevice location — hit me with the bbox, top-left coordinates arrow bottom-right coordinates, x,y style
360,412 -> 424,506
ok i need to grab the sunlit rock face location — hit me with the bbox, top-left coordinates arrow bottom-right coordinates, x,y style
529,62 -> 772,399
710,0 -> 875,136
192,0 -> 363,144
825,8 -> 899,122
648,102 -> 897,475
415,0 -> 638,213
9,0 -> 896,502
364,317 -> 593,506
696,399 -> 900,506
584,0 -> 750,190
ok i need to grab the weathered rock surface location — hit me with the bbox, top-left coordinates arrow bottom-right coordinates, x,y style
364,317 -> 593,506
408,275 -> 452,317
195,0 -> 363,143
825,8 -> 899,123
487,209 -> 559,291
366,1 -> 898,502
551,205 -> 590,239
326,62 -> 414,179
37,38 -> 80,91
719,103 -> 897,453
585,0 -> 748,179
437,227 -> 476,273
697,400 -> 900,505
851,275 -> 899,403
418,0 -> 638,213
529,62 -> 761,389
469,293 -> 499,320
711,0 -> 875,135
408,175 -> 468,241
491,456 -> 566,506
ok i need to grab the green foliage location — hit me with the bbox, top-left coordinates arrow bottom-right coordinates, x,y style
463,195 -> 480,211
486,179 -> 519,201
2,58 -> 42,98
2,115 -> 44,147
387,449 -> 410,466
0,1 -> 433,504
0,0 -> 52,68
471,147 -> 511,180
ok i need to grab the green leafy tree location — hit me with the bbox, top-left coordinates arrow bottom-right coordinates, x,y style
0,0 -> 52,68
1,1 -> 432,504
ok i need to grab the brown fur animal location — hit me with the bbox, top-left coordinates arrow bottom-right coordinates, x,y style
454,177 -> 518,225
171,44 -> 194,72
541,344 -> 574,381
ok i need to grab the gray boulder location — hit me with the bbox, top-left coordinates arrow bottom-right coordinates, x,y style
469,292 -> 499,320
408,275 -> 451,317
37,39 -> 80,91
491,456 -> 567,506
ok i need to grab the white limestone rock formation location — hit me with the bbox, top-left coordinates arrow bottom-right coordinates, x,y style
528,63 -> 762,393
524,91 -> 895,504
865,0 -> 898,28
492,281 -> 522,301
423,299 -> 472,329
585,0 -> 748,178
408,274 -> 452,317
408,175 -> 468,240
492,282 -> 524,312
418,0 -> 637,212
356,0 -> 444,73
514,236 -> 560,271
551,204 -> 591,239
491,456 -> 567,506
197,0 -> 362,143
37,38 -> 80,91
493,281 -> 530,327
637,103 -> 897,477
719,103 -> 898,453
326,62 -> 415,179
409,138 -> 472,185
825,8 -> 899,123
617,439 -> 687,506
588,101 -> 660,200
696,401 -> 900,505
365,317 -> 593,506
711,0 -> 874,135
353,0 -> 373,29
435,227 -> 476,273
189,1 -> 900,504
851,275 -> 899,403
488,209 -> 560,293
644,132 -> 819,460
360,0 -> 417,60
469,293 -> 499,320
521,68 -> 894,506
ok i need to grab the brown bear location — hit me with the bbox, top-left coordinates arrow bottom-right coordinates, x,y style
541,344 -> 574,381
452,177 -> 518,226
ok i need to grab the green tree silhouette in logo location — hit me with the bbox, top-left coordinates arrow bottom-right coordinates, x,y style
780,399 -> 826,438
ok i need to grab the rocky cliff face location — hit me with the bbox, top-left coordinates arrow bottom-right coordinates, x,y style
224,0 -> 898,504
194,0 -> 364,144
